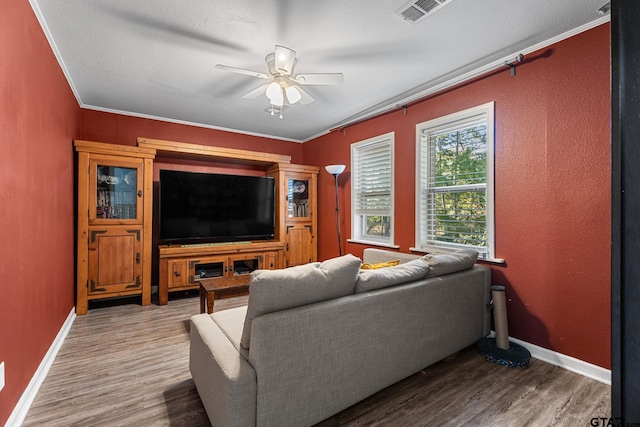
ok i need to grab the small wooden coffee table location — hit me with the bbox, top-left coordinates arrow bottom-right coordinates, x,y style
198,278 -> 250,314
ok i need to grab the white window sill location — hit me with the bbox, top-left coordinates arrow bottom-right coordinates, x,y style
477,257 -> 506,265
408,247 -> 505,265
347,239 -> 400,249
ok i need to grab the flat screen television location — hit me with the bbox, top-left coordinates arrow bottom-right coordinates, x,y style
159,169 -> 275,244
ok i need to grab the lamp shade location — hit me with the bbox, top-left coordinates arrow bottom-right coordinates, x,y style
265,82 -> 280,99
266,83 -> 284,107
266,82 -> 284,106
325,164 -> 346,175
285,86 -> 302,104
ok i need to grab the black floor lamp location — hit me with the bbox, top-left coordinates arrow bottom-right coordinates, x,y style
325,164 -> 346,256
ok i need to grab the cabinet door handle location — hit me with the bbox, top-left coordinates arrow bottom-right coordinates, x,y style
173,271 -> 181,277
137,190 -> 143,198
136,253 -> 141,264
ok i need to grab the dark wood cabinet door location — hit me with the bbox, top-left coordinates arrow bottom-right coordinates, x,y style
87,227 -> 143,296
286,224 -> 313,267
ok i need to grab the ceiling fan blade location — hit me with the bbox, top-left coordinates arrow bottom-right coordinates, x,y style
242,83 -> 270,99
274,45 -> 297,75
294,73 -> 344,85
215,64 -> 269,79
293,85 -> 315,105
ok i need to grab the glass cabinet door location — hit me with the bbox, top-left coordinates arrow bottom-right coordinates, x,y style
287,178 -> 310,219
193,260 -> 225,280
89,157 -> 144,224
232,256 -> 260,276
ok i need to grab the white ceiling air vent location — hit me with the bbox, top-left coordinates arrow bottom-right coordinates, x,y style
394,0 -> 451,24
597,2 -> 610,15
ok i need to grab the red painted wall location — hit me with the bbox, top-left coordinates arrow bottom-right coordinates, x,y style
305,24 -> 611,369
0,5 -> 610,421
0,1 -> 81,423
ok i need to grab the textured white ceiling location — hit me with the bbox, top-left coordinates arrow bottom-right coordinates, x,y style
31,0 -> 609,142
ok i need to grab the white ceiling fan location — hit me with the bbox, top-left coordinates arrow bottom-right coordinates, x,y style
216,45 -> 344,117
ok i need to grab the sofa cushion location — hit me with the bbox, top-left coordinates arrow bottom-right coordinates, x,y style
422,249 -> 478,277
212,306 -> 248,355
355,259 -> 430,292
240,254 -> 362,349
360,259 -> 400,270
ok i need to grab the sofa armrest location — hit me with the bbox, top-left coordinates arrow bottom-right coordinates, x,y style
190,314 -> 257,427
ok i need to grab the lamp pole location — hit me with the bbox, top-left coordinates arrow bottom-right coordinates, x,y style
332,173 -> 342,256
325,165 -> 346,257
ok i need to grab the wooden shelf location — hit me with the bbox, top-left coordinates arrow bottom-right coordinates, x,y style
76,140 -> 156,159
267,164 -> 318,267
158,240 -> 285,258
137,137 -> 291,167
158,241 -> 284,305
74,140 -> 155,314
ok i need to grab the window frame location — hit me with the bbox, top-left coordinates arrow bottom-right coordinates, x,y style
349,132 -> 397,248
414,102 -> 495,259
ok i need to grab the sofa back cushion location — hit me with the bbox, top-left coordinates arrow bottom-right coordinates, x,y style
240,254 -> 362,349
422,249 -> 478,277
355,259 -> 430,293
362,248 -> 420,265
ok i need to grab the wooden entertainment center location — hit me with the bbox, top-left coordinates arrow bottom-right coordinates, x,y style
75,138 -> 318,313
157,240 -> 284,305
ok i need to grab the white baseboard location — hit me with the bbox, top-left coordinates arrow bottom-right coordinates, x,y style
5,308 -> 76,427
489,332 -> 611,385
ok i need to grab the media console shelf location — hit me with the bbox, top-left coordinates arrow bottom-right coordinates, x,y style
158,241 -> 284,305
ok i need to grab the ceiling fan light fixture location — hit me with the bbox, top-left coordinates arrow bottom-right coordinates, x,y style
270,95 -> 284,107
270,89 -> 284,107
217,44 -> 339,112
275,45 -> 296,74
266,82 -> 281,101
285,86 -> 302,104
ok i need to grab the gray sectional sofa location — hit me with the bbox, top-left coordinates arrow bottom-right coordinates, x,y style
189,248 -> 491,427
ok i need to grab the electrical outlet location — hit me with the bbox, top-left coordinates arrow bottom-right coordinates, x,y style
0,361 -> 4,392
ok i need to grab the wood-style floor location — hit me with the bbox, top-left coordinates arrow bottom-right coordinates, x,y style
22,293 -> 610,426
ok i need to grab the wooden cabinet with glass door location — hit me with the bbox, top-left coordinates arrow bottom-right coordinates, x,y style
74,140 -> 155,314
268,163 -> 319,267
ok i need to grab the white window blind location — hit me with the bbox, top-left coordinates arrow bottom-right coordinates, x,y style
353,141 -> 392,215
416,103 -> 494,258
351,133 -> 394,245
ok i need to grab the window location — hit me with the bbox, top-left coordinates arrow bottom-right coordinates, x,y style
350,132 -> 395,246
415,102 -> 494,259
